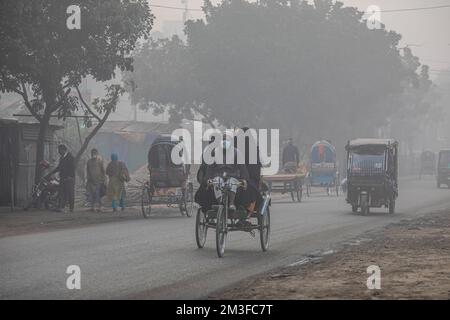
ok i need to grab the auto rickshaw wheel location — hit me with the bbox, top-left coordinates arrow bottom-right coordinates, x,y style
258,207 -> 270,252
195,208 -> 208,248
141,186 -> 152,219
360,194 -> 369,215
389,197 -> 395,214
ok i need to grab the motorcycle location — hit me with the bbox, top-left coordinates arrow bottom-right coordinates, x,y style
23,176 -> 60,211
24,160 -> 60,211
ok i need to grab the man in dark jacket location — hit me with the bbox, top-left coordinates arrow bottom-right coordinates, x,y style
48,144 -> 76,212
282,138 -> 300,172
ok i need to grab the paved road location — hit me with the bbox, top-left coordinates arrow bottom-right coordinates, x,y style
1,176 -> 449,299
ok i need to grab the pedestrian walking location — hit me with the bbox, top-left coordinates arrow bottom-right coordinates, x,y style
86,148 -> 106,212
106,153 -> 130,212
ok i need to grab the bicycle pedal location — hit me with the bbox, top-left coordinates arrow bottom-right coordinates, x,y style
249,230 -> 256,238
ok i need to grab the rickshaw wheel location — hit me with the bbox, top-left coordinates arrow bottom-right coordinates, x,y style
216,205 -> 227,258
297,187 -> 302,202
290,182 -> 296,202
259,207 -> 270,252
185,183 -> 194,218
195,208 -> 208,248
179,197 -> 187,216
141,186 -> 152,219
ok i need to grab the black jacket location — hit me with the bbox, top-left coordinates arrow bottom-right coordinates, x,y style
282,144 -> 299,165
56,152 -> 76,179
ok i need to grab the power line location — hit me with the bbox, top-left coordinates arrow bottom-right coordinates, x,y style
149,4 -> 203,12
149,3 -> 450,13
380,4 -> 450,13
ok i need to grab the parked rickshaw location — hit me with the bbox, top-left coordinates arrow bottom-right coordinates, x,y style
195,173 -> 271,258
306,140 -> 339,196
141,135 -> 194,218
419,150 -> 436,179
437,149 -> 450,188
345,139 -> 398,215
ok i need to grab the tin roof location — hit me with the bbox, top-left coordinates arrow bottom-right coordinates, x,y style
348,138 -> 398,147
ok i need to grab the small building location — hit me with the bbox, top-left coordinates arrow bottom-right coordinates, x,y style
0,119 -> 62,207
89,121 -> 179,173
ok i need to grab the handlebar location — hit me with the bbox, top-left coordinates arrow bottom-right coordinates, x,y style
207,178 -> 246,189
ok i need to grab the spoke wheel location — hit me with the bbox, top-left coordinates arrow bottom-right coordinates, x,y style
216,205 -> 227,258
259,207 -> 270,251
186,183 -> 194,218
141,186 -> 152,219
195,208 -> 208,248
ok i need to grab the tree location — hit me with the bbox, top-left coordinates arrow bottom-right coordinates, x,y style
127,0 -> 428,151
0,0 -> 153,182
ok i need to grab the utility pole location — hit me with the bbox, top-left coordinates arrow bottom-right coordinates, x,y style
181,0 -> 188,23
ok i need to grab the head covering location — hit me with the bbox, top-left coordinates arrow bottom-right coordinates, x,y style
111,153 -> 118,161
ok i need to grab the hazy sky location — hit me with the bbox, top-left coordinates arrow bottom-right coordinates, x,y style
149,0 -> 450,80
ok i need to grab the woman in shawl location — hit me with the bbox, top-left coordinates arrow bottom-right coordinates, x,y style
106,153 -> 130,211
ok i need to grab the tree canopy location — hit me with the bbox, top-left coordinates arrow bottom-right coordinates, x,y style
127,0 -> 431,150
0,0 -> 153,179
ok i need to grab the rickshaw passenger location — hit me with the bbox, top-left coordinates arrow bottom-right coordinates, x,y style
235,127 -> 263,214
205,139 -> 250,212
195,137 -> 216,213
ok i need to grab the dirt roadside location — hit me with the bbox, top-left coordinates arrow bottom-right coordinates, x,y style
0,206 -> 183,238
213,208 -> 450,299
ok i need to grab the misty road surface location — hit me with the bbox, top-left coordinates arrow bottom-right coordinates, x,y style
1,177 -> 449,299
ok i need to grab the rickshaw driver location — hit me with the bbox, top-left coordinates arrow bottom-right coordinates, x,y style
205,137 -> 250,212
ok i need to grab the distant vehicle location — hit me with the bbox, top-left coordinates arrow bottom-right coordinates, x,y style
437,149 -> 450,188
141,135 -> 194,218
345,139 -> 398,215
306,140 -> 339,196
419,150 -> 436,179
262,171 -> 306,203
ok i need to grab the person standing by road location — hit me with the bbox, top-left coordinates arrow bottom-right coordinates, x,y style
47,144 -> 76,213
106,153 -> 130,212
86,148 -> 106,212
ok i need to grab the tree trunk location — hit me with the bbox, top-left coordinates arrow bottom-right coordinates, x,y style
34,113 -> 51,184
74,109 -> 112,168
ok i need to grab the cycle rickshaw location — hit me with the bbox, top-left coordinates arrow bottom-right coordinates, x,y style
195,173 -> 271,258
141,135 -> 194,218
306,140 -> 339,196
